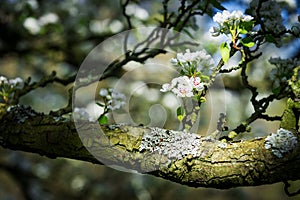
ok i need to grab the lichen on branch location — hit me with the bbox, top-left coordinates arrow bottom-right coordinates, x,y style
1,104 -> 300,189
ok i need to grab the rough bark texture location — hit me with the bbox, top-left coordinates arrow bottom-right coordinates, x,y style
0,104 -> 300,189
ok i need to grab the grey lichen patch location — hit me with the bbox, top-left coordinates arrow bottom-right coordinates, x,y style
53,113 -> 72,123
265,128 -> 298,158
107,123 -> 129,131
6,105 -> 40,123
139,127 -> 202,160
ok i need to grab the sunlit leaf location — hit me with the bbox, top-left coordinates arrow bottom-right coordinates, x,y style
220,42 -> 230,63
200,97 -> 206,103
176,106 -> 185,121
238,21 -> 255,34
228,131 -> 237,139
98,115 -> 108,125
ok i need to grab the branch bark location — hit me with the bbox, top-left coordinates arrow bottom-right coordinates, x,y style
0,104 -> 300,189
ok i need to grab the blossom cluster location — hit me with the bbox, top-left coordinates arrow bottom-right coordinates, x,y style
265,128 -> 298,158
171,49 -> 215,71
160,49 -> 214,98
99,88 -> 126,110
210,10 -> 254,37
170,49 -> 215,75
160,76 -> 205,97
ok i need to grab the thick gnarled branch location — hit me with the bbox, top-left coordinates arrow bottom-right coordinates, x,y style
0,105 -> 300,189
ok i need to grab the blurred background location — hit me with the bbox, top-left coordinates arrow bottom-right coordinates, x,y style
0,0 -> 300,199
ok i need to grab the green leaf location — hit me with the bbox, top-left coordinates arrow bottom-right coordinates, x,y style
241,37 -> 255,47
238,21 -> 255,34
176,106 -> 185,121
180,70 -> 185,76
98,115 -> 108,125
220,42 -> 230,63
228,131 -> 237,139
200,75 -> 210,82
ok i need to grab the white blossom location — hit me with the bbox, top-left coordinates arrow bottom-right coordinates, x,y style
99,88 -> 126,111
171,49 -> 215,75
191,77 -> 205,91
99,88 -> 109,97
98,88 -> 126,112
23,12 -> 59,35
126,4 -> 149,20
172,86 -> 194,98
39,13 -> 59,26
23,17 -> 41,34
210,10 -> 254,37
160,76 -> 205,97
8,77 -> 24,88
172,76 -> 193,97
172,49 -> 214,66
160,83 -> 173,92
176,49 -> 202,63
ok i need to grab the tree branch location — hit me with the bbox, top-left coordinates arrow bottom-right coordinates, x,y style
0,105 -> 300,190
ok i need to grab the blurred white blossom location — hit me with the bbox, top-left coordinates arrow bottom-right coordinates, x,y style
39,13 -> 59,26
23,17 -> 41,34
99,88 -> 126,111
99,88 -> 109,97
126,4 -> 149,20
0,76 -> 8,84
109,89 -> 126,110
73,107 -> 93,122
23,12 -> 59,34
